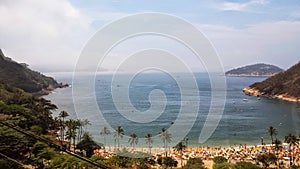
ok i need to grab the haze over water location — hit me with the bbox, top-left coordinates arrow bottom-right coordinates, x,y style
45,72 -> 300,148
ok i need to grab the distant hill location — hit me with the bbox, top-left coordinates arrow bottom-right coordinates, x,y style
0,49 -> 60,94
225,63 -> 284,76
243,62 -> 300,102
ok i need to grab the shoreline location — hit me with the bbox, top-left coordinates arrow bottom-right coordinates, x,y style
225,74 -> 276,77
243,86 -> 300,103
93,143 -> 295,169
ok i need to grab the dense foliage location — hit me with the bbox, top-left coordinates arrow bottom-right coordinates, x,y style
0,49 -> 58,93
183,158 -> 207,169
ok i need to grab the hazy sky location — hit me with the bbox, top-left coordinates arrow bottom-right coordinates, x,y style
1,0 -> 300,72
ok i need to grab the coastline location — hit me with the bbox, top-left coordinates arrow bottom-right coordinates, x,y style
32,82 -> 69,97
243,87 -> 300,103
225,74 -> 275,77
93,143 -> 294,169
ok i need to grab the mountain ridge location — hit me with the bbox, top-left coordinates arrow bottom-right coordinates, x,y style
225,63 -> 284,76
243,61 -> 300,102
0,49 -> 64,94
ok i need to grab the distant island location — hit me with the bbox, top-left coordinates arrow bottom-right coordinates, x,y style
0,49 -> 68,95
225,63 -> 284,76
243,62 -> 300,102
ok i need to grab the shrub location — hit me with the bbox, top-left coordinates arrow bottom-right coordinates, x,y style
213,156 -> 227,164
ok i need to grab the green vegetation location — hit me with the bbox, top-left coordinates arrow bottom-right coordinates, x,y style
115,126 -> 125,149
212,156 -> 263,169
225,63 -> 283,76
77,132 -> 102,157
247,61 -> 300,100
213,156 -> 227,164
157,157 -> 178,168
268,126 -> 278,144
128,133 -> 138,149
257,153 -> 277,168
234,162 -> 262,169
0,84 -> 106,168
0,49 -> 58,93
145,133 -> 153,154
183,158 -> 207,169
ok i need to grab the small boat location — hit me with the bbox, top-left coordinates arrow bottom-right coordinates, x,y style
243,99 -> 248,102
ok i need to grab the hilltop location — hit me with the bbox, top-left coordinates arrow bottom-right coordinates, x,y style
225,63 -> 284,76
243,62 -> 300,102
0,49 -> 63,94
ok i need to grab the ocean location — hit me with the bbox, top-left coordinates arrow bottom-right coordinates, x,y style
44,72 -> 300,148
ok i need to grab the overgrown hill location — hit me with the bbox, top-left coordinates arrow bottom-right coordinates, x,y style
243,62 -> 300,102
225,63 -> 284,76
0,49 -> 58,93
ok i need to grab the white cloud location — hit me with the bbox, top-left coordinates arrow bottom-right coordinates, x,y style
198,21 -> 300,70
0,0 -> 91,70
219,0 -> 269,12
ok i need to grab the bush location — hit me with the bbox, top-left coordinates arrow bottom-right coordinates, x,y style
257,153 -> 277,168
233,162 -> 261,169
0,159 -> 22,169
291,165 -> 300,169
183,158 -> 206,169
213,156 -> 227,164
213,163 -> 234,169
157,157 -> 177,168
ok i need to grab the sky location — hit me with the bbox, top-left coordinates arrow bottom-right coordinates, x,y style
1,0 -> 300,72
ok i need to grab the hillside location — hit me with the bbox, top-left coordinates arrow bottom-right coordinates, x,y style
225,63 -> 284,76
0,49 -> 59,94
243,62 -> 300,102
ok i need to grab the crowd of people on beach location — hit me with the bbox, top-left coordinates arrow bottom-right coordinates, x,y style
93,143 -> 300,168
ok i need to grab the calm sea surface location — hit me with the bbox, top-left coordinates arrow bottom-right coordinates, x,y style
44,72 -> 300,148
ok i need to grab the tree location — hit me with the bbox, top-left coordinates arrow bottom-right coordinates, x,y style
128,133 -> 138,149
159,128 -> 171,157
114,126 -> 124,149
274,138 -> 282,167
65,119 -> 79,151
58,111 -> 69,142
145,133 -> 153,154
213,163 -> 234,169
31,141 -> 57,168
100,127 -> 111,149
213,156 -> 227,164
77,119 -> 90,142
76,132 -> 101,157
0,159 -> 22,169
257,153 -> 277,168
234,162 -> 261,169
174,141 -> 186,167
268,126 -> 277,144
183,158 -> 207,169
285,133 -> 299,165
157,157 -> 177,169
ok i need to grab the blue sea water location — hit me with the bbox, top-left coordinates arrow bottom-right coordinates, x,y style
44,72 -> 300,148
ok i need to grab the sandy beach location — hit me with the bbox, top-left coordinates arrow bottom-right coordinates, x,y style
92,144 -> 300,168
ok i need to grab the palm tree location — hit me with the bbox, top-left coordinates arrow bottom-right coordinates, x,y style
58,111 -> 69,142
174,142 -> 186,167
159,128 -> 171,157
145,133 -> 153,154
77,119 -> 90,142
128,133 -> 138,149
274,138 -> 282,167
114,126 -> 124,149
285,133 -> 299,165
268,126 -> 277,144
65,119 -> 79,151
100,127 -> 111,149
